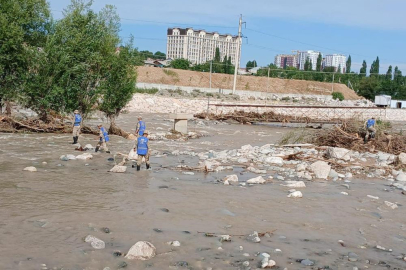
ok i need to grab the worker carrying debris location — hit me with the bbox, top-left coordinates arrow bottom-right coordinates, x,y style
72,110 -> 82,144
135,116 -> 146,136
364,117 -> 376,143
96,124 -> 110,153
135,130 -> 150,171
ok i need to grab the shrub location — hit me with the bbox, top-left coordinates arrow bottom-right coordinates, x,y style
332,92 -> 344,101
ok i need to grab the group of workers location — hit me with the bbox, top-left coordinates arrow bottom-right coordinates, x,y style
72,111 -> 150,171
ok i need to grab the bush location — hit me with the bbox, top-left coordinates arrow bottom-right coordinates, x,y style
134,88 -> 159,94
332,92 -> 344,101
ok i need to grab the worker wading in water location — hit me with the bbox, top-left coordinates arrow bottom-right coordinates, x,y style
96,124 -> 110,153
135,116 -> 146,137
72,110 -> 82,144
135,130 -> 150,171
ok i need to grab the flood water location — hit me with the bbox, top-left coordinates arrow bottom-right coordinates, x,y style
0,113 -> 405,270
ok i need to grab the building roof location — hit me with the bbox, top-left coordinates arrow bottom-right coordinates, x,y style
167,27 -> 237,38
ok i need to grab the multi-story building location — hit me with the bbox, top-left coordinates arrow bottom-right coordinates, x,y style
274,54 -> 297,69
324,54 -> 347,73
167,28 -> 240,65
297,50 -> 321,70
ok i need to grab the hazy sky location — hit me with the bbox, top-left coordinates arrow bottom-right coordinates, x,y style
48,0 -> 406,73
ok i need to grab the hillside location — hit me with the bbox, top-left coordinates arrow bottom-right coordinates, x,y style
136,66 -> 360,100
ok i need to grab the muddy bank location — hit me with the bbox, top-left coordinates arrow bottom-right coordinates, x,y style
0,113 -> 405,270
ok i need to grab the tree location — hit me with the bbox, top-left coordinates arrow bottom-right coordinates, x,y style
24,0 -> 121,119
0,0 -> 50,115
316,53 -> 322,71
99,39 -> 137,128
153,51 -> 166,59
360,60 -> 367,77
346,55 -> 351,73
385,65 -> 393,80
170,58 -> 190,70
223,56 -> 229,74
246,60 -> 257,71
394,66 -> 403,84
214,47 -> 221,62
370,56 -> 379,76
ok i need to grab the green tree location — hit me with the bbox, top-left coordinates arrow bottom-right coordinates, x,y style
99,39 -> 137,128
394,66 -> 403,84
385,65 -> 393,80
223,56 -> 228,74
170,58 -> 190,70
0,0 -> 50,115
360,60 -> 367,77
153,51 -> 166,59
316,53 -> 322,71
370,56 -> 379,76
214,47 -> 221,62
346,55 -> 351,73
24,0 -> 121,119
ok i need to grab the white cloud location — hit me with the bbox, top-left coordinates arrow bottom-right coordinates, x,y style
49,0 -> 406,30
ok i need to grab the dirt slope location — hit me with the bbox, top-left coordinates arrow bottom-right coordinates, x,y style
137,66 -> 360,100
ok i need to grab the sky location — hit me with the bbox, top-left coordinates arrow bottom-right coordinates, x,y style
48,0 -> 406,74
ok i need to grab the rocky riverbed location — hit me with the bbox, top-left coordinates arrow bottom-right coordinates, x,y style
0,112 -> 405,270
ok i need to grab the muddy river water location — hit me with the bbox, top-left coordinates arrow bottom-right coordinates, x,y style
0,113 -> 405,270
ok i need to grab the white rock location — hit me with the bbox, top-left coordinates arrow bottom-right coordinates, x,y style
23,166 -> 37,172
341,192 -> 349,195
241,144 -> 253,151
109,165 -> 127,173
329,169 -> 338,179
310,161 -> 331,179
84,144 -> 95,150
223,180 -> 230,186
85,235 -> 105,249
338,173 -> 345,178
125,241 -> 156,260
288,191 -> 303,198
326,147 -> 351,161
246,176 -> 266,184
384,201 -> 398,209
247,231 -> 261,243
238,158 -> 249,163
398,153 -> 406,165
66,154 -> 76,160
345,172 -> 353,178
282,181 -> 306,188
296,163 -> 307,171
183,172 -> 194,175
396,173 -> 406,182
268,175 -> 274,179
218,235 -> 231,242
76,153 -> 93,160
265,156 -> 284,165
367,195 -> 379,200
167,241 -> 181,247
260,253 -> 271,259
223,174 -> 238,183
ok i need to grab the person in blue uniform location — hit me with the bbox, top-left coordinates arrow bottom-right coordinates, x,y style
135,116 -> 146,136
135,130 -> 150,171
364,117 -> 376,142
72,110 -> 82,144
96,124 -> 110,153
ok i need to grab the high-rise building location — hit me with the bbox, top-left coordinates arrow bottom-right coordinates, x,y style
324,54 -> 347,73
166,28 -> 240,65
274,54 -> 297,69
297,50 -> 321,70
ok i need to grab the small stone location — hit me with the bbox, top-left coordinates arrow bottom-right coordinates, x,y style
310,161 -> 331,179
168,241 -> 181,247
113,251 -> 122,257
341,192 -> 349,195
153,228 -> 163,233
102,227 -> 110,233
84,235 -> 105,249
243,253 -> 250,256
282,181 -> 306,188
60,155 -> 69,161
23,166 -> 37,172
247,176 -> 266,184
218,235 -> 231,242
301,259 -> 315,266
42,161 -> 47,165
247,231 -> 261,243
110,165 -> 127,173
367,195 -> 379,200
384,201 -> 398,209
118,261 -> 127,268
288,191 -> 303,198
125,241 -> 156,260
242,261 -> 250,267
174,261 -> 189,267
348,252 -> 358,262
160,208 -> 169,212
183,172 -> 195,175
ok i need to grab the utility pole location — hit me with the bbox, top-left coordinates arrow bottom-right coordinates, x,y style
209,60 -> 212,90
266,67 -> 270,105
332,73 -> 335,92
232,15 -> 243,95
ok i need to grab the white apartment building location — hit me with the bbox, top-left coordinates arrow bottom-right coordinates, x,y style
297,50 -> 321,70
167,28 -> 240,65
324,54 -> 347,73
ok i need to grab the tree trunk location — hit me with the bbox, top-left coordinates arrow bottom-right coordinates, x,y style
5,101 -> 11,116
108,117 -> 130,139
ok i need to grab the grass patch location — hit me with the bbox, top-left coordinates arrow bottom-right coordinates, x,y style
279,128 -> 309,145
163,69 -> 179,78
134,87 -> 159,94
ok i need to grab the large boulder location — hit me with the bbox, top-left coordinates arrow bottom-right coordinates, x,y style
310,161 -> 331,179
125,241 -> 156,260
398,153 -> 406,165
396,172 -> 406,182
282,181 -> 306,188
76,153 -> 93,160
326,147 -> 351,161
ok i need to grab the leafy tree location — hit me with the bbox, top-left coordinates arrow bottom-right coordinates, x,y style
370,56 -> 379,76
24,0 -> 121,119
316,53 -> 322,71
246,60 -> 257,71
304,57 -> 310,71
332,92 -> 344,101
323,66 -> 335,73
154,51 -> 166,59
170,58 -> 190,70
360,60 -> 367,77
394,66 -> 403,84
0,0 -> 50,115
99,39 -> 137,126
385,65 -> 393,80
214,47 -> 221,62
346,55 -> 351,73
